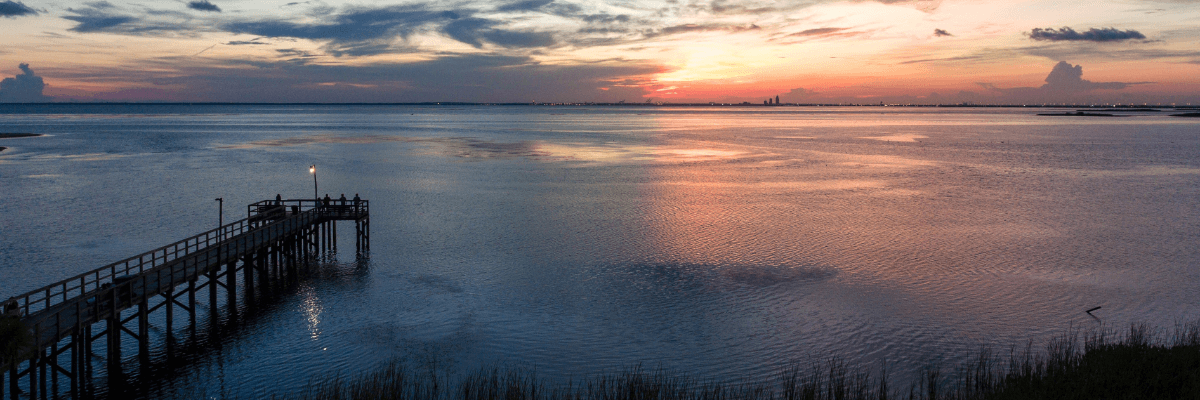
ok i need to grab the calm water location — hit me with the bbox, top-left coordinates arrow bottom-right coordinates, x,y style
1,105 -> 1198,398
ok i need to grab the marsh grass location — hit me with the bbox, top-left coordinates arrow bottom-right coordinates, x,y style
283,322 -> 1200,400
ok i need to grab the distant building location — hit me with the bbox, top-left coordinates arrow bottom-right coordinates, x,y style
776,95 -> 780,105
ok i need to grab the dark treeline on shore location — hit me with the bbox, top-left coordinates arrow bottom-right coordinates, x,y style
278,322 -> 1200,400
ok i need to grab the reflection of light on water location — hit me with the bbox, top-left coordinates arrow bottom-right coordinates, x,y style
533,142 -> 658,164
301,286 -> 323,340
860,134 -> 928,142
654,148 -> 745,162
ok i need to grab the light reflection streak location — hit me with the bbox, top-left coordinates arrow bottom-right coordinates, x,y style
301,285 -> 323,341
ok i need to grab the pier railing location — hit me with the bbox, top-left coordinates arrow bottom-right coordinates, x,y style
0,199 -> 368,320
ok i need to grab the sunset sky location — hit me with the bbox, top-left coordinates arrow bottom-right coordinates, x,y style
1,0 -> 1198,104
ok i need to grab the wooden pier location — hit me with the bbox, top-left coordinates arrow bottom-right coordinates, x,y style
0,198 -> 369,399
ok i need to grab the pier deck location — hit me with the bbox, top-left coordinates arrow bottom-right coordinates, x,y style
1,198 -> 369,399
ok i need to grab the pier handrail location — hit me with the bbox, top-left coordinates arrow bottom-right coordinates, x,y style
0,198 -> 366,319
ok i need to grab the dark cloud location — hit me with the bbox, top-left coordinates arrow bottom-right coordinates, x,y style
225,38 -> 268,45
1028,27 -> 1146,42
642,23 -> 760,39
225,7 -> 460,42
709,0 -> 777,14
62,2 -> 197,34
933,28 -> 952,37
63,2 -> 138,33
581,13 -> 631,24
0,63 -> 49,103
0,0 -> 37,17
787,27 -> 849,37
495,0 -> 554,12
897,55 -> 984,64
187,1 -> 221,12
442,17 -> 556,48
62,54 -> 660,103
223,5 -> 556,54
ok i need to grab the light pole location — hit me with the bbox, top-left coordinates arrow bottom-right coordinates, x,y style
310,165 -> 318,201
215,197 -> 223,226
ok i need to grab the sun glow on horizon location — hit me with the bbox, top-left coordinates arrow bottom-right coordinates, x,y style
0,0 -> 1197,103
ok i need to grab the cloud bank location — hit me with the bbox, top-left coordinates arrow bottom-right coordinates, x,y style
1028,27 -> 1146,42
0,0 -> 36,17
0,63 -> 49,102
1040,61 -> 1127,91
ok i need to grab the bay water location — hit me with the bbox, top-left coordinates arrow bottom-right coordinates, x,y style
1,105 -> 1197,398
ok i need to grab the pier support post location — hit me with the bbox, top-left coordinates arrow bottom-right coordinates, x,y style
28,357 -> 36,400
226,261 -> 237,317
188,279 -> 197,339
9,361 -> 17,400
207,269 -> 218,324
138,300 -> 149,368
71,331 -> 81,398
243,256 -> 255,307
165,289 -> 174,343
82,324 -> 92,394
106,313 -> 120,379
257,248 -> 270,297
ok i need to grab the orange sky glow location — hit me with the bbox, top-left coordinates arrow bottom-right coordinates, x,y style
1,0 -> 1198,104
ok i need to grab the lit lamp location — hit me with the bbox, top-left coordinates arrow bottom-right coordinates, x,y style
310,164 -> 318,201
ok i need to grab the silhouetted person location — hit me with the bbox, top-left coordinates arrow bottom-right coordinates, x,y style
323,194 -> 331,207
353,194 -> 361,213
4,299 -> 19,317
339,193 -> 346,206
275,194 -> 282,205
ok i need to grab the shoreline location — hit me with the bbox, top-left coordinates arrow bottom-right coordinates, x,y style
0,133 -> 42,139
280,322 -> 1200,400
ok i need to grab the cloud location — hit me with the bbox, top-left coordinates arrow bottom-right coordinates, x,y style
0,0 -> 36,17
187,1 -> 220,12
223,5 -> 556,54
970,61 -> 1140,104
495,0 -> 554,12
641,23 -> 761,39
62,2 -> 198,35
933,28 -> 952,37
224,7 -> 460,42
63,2 -> 138,33
442,17 -> 556,48
57,53 -> 661,103
708,0 -> 778,14
1040,61 -> 1127,91
897,55 -> 984,64
0,63 -> 49,102
1028,27 -> 1147,42
225,38 -> 268,45
779,87 -> 818,102
787,27 -> 849,37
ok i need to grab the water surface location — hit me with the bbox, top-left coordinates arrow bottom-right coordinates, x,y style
1,105 -> 1198,398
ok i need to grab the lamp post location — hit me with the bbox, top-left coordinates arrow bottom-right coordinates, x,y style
215,197 -> 223,226
310,165 -> 318,201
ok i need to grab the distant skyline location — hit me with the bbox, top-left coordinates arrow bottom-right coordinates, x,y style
1,0 -> 1198,104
